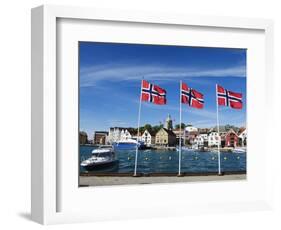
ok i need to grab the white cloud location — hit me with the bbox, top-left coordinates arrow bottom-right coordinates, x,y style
80,63 -> 246,87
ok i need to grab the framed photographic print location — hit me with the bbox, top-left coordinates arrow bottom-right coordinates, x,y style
78,42 -> 247,187
31,5 -> 274,224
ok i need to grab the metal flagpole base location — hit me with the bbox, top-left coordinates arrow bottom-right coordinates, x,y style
177,173 -> 184,177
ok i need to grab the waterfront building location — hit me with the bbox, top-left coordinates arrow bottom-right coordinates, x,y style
108,127 -> 130,143
238,128 -> 247,147
79,131 -> 88,145
155,128 -> 177,146
208,131 -> 221,147
108,127 -> 121,143
173,128 -> 184,145
164,114 -> 173,130
174,127 -> 200,146
173,128 -> 184,138
193,133 -> 208,148
120,129 -> 132,141
198,128 -> 210,134
141,130 -> 155,146
223,129 -> 239,147
185,131 -> 198,145
94,131 -> 108,145
108,127 -> 133,143
185,125 -> 199,145
209,126 -> 227,136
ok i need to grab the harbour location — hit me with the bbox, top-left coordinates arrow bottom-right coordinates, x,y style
80,145 -> 246,175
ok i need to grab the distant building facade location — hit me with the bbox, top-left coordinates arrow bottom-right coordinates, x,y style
108,127 -> 132,143
173,129 -> 184,139
208,132 -> 220,147
209,126 -> 227,136
141,130 -> 155,146
223,129 -> 239,147
193,134 -> 208,148
94,131 -> 108,145
198,128 -> 210,134
108,127 -> 121,143
155,128 -> 176,146
185,125 -> 199,145
79,131 -> 88,145
185,131 -> 198,145
238,128 -> 247,147
106,124 -> 244,148
120,129 -> 132,141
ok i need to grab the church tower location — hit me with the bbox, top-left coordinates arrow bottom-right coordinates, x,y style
165,114 -> 173,130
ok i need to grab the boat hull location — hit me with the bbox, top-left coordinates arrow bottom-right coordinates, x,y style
176,146 -> 194,152
232,149 -> 246,153
113,143 -> 145,150
82,160 -> 119,171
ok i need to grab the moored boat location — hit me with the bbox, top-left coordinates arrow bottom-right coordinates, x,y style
176,146 -> 194,152
80,145 -> 119,171
113,139 -> 145,150
232,147 -> 246,153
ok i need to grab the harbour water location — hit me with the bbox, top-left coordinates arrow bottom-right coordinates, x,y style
80,145 -> 246,174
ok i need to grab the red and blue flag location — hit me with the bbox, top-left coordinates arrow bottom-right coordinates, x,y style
181,82 -> 204,109
141,80 -> 167,105
216,85 -> 243,109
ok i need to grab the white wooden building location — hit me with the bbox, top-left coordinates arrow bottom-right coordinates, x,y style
120,129 -> 132,141
141,130 -> 154,146
108,127 -> 132,143
208,131 -> 221,147
193,134 -> 208,148
239,128 -> 247,146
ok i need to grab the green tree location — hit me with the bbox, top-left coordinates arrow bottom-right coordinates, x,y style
151,124 -> 162,134
143,124 -> 152,133
175,123 -> 186,129
139,126 -> 145,134
127,127 -> 137,135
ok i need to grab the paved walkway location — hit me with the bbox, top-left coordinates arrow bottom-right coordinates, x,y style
79,174 -> 246,186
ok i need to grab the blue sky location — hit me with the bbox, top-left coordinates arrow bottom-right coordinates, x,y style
79,42 -> 246,138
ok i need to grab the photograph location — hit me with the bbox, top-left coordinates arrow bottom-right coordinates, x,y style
26,2 -> 277,226
78,42 -> 247,187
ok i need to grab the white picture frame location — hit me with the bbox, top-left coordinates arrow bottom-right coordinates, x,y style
31,5 -> 274,225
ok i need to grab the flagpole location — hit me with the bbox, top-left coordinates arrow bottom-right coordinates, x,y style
134,79 -> 143,176
216,84 -> 222,175
178,80 -> 182,176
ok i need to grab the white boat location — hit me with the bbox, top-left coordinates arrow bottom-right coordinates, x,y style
232,147 -> 246,153
176,146 -> 194,152
80,145 -> 118,171
91,145 -> 114,154
210,149 -> 219,153
113,139 -> 145,150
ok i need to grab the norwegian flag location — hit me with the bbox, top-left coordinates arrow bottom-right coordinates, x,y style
141,80 -> 167,105
181,82 -> 204,109
216,85 -> 243,109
